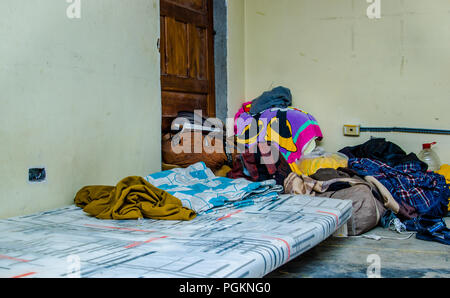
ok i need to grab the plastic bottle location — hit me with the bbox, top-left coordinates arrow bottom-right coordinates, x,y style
418,142 -> 441,172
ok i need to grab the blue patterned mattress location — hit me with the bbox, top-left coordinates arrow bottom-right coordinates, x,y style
0,195 -> 351,278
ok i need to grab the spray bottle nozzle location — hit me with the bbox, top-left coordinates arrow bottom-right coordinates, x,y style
423,142 -> 437,149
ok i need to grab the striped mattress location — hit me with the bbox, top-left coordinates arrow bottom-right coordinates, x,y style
0,194 -> 352,278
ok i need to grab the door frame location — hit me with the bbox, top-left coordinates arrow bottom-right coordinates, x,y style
212,0 -> 228,123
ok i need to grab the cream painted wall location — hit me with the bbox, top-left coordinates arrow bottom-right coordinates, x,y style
0,0 -> 162,218
226,0 -> 246,123
237,0 -> 450,164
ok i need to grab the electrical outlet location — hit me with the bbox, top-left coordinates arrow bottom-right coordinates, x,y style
28,167 -> 47,183
343,125 -> 360,137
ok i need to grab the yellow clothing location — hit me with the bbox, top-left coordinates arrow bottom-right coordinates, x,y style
294,153 -> 348,176
436,164 -> 450,211
74,176 -> 196,221
214,165 -> 232,177
436,164 -> 450,183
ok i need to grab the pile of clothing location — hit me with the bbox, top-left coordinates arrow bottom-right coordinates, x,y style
283,138 -> 450,242
338,139 -> 450,244
227,87 -> 450,241
339,138 -> 450,219
75,162 -> 283,220
74,85 -> 450,245
229,86 -> 323,183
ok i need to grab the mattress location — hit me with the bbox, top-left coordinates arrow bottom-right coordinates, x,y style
0,194 -> 352,278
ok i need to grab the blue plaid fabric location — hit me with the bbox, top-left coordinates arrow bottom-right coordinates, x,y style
348,158 -> 450,217
145,162 -> 283,215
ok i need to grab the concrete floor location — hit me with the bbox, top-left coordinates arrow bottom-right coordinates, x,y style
266,217 -> 450,278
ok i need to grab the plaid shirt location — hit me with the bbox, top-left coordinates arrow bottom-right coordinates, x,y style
348,158 -> 450,217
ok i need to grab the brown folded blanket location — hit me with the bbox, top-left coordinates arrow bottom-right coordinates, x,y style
74,176 -> 197,221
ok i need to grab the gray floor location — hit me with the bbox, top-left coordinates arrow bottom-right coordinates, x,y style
266,217 -> 450,278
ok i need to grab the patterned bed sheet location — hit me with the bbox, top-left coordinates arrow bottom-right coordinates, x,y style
0,194 -> 352,278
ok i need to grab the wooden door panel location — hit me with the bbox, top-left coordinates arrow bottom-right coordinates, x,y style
162,91 -> 207,116
161,1 -> 207,27
189,24 -> 207,80
161,89 -> 209,130
165,18 -> 188,77
160,0 -> 215,132
161,19 -> 208,80
166,0 -> 206,13
161,76 -> 208,94
161,91 -> 208,131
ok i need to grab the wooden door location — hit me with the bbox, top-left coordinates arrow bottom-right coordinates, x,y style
160,0 -> 216,132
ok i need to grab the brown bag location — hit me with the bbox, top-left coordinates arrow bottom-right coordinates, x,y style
316,182 -> 386,236
284,171 -> 386,236
162,131 -> 227,171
